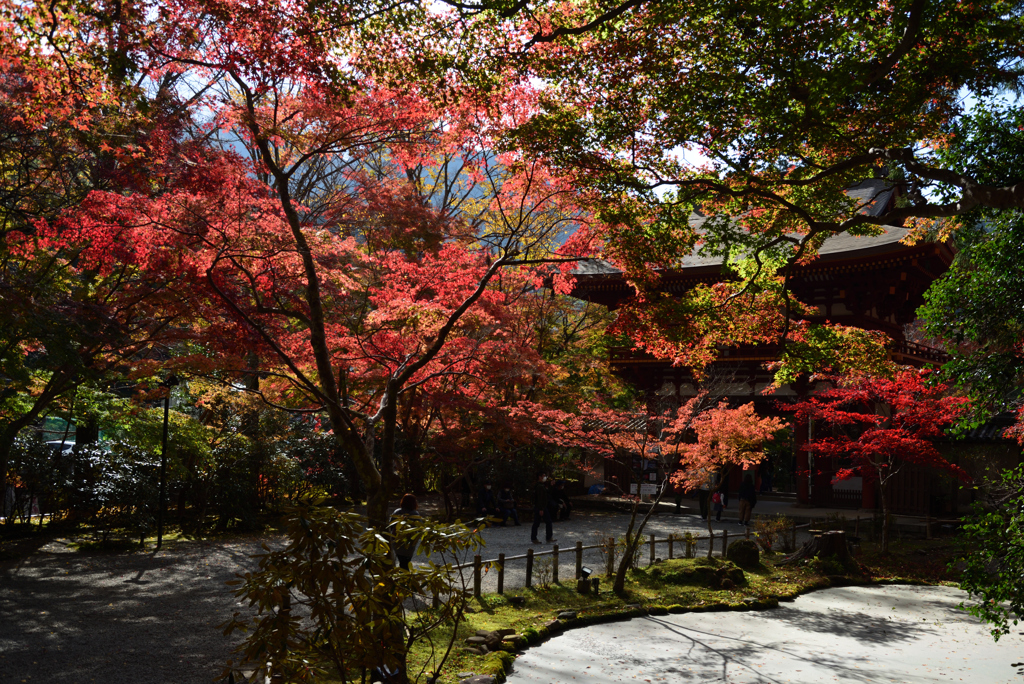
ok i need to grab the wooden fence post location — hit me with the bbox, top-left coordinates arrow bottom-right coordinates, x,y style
606,537 -> 615,577
473,554 -> 482,599
668,533 -> 674,559
497,553 -> 505,595
649,534 -> 656,565
526,549 -> 534,588
745,524 -> 750,540
552,544 -> 559,584
792,522 -> 798,550
722,530 -> 729,557
706,531 -> 714,558
575,541 -> 583,579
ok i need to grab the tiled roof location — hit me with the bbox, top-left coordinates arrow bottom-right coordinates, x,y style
573,180 -> 911,276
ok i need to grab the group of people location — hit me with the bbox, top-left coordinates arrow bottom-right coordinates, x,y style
478,471 -> 573,544
477,482 -> 522,526
690,471 -> 758,526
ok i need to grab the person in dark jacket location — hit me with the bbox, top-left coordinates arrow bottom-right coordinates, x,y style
530,471 -> 556,544
389,493 -> 421,569
497,485 -> 520,526
479,483 -> 499,517
552,480 -> 572,520
737,472 -> 757,526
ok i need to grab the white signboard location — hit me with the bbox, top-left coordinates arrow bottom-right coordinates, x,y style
640,483 -> 658,495
630,484 -> 639,494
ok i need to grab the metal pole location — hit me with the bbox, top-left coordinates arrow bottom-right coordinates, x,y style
156,392 -> 170,550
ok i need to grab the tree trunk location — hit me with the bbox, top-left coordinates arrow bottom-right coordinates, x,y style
879,480 -> 891,554
0,426 -> 15,520
613,484 -> 672,594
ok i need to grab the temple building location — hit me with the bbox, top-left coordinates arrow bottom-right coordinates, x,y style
569,181 -> 966,514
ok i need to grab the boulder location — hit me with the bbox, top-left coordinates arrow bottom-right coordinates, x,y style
557,610 -> 578,620
726,539 -> 761,569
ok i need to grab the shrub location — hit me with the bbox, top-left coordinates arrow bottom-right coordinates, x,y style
222,504 -> 483,683
753,514 -> 793,553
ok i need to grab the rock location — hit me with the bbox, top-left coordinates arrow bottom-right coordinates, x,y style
456,673 -> 475,679
460,646 -> 486,656
726,539 -> 761,568
543,618 -> 562,632
459,676 -> 495,684
721,578 -> 735,589
509,596 -> 526,607
495,628 -> 517,637
502,634 -> 523,642
465,636 -> 488,645
475,629 -> 493,637
557,610 -> 578,620
625,603 -> 641,609
742,597 -> 757,604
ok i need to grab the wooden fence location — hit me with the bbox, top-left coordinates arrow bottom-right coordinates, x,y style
452,526 -> 760,598
448,513 -> 963,598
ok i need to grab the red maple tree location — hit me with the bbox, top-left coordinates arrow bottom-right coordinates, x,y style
791,369 -> 971,552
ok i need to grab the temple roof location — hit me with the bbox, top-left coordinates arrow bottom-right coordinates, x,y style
573,180 -> 913,277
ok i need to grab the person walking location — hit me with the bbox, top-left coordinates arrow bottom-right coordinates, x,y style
389,493 -> 421,570
530,471 -> 556,544
738,472 -> 757,526
698,478 -> 711,521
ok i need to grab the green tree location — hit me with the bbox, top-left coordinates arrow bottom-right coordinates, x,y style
956,464 -> 1024,640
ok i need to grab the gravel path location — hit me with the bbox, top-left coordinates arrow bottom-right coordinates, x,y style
0,510 -> 810,684
0,535 -> 273,684
505,584 -> 1024,683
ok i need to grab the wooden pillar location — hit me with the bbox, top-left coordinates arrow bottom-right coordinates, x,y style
526,549 -> 534,588
552,545 -> 559,583
668,534 -> 674,559
862,478 -> 877,510
575,542 -> 583,579
795,415 -> 811,505
473,554 -> 482,598
497,553 -> 505,595
649,534 -> 656,565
